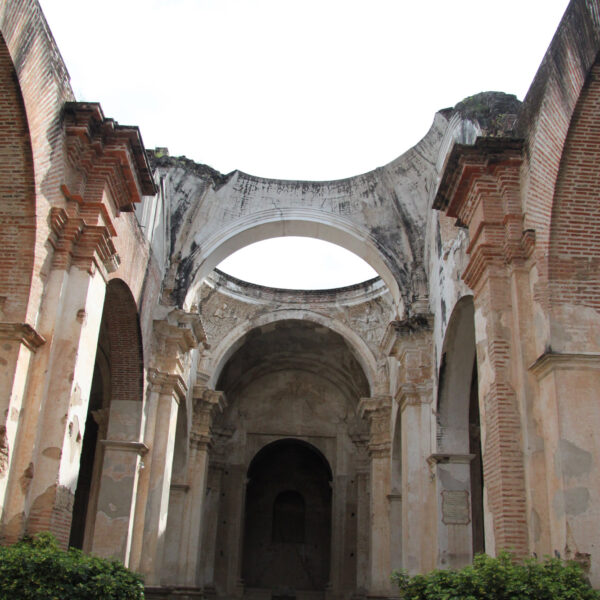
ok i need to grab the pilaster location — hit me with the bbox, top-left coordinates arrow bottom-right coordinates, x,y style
358,395 -> 392,596
383,315 -> 435,574
178,387 -> 227,587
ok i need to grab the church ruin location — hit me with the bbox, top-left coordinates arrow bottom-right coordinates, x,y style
1,0 -> 600,598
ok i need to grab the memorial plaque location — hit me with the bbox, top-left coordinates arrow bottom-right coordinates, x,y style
441,490 -> 470,525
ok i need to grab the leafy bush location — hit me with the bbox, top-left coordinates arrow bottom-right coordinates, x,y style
392,551 -> 600,599
0,532 -> 144,599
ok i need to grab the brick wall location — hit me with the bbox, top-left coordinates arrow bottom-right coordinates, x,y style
0,31 -> 35,324
549,59 -> 600,312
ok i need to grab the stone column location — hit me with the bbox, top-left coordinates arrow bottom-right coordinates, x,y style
128,309 -> 206,580
350,434 -> 370,594
136,370 -> 184,584
178,388 -> 227,586
382,316 -> 435,574
359,395 -> 392,597
201,462 -> 225,593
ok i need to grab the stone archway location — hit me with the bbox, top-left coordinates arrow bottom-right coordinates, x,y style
242,439 -> 332,595
69,279 -> 145,560
434,296 -> 484,567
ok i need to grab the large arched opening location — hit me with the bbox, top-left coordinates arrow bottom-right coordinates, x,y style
203,319 -> 370,598
242,439 -> 332,593
180,217 -> 406,312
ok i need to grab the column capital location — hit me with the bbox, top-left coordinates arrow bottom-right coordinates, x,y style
147,368 -> 187,403
190,388 -> 227,450
151,308 -> 207,375
358,396 -> 392,458
380,314 -> 433,358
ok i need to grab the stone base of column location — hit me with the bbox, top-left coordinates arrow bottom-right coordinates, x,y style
145,585 -> 203,599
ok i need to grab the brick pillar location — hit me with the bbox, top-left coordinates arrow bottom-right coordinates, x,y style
434,139 -> 530,556
359,395 -> 392,597
382,315 -> 435,574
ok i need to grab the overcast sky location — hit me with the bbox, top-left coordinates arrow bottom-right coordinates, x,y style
39,0 -> 570,289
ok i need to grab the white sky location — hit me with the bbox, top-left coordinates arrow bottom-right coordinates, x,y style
39,0 -> 570,289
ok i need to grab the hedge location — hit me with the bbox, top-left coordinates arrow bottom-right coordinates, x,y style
0,532 -> 144,599
392,551 -> 599,599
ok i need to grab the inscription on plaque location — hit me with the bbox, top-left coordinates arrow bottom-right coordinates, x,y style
441,490 -> 470,525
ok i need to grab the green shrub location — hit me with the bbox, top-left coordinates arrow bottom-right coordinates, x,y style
391,551 -> 600,600
0,532 -> 144,599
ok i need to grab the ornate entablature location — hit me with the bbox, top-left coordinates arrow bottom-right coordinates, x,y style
62,102 -> 156,212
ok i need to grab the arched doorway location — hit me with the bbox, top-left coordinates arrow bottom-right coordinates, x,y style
69,279 -> 144,557
435,296 -> 484,566
242,439 -> 332,594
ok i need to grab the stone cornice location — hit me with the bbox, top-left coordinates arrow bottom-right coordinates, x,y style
0,322 -> 45,352
63,102 -> 156,212
433,137 -> 524,214
529,351 -> 600,379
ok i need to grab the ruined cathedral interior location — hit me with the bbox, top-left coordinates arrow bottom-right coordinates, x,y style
1,0 -> 600,598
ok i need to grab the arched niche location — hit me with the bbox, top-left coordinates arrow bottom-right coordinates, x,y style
181,217 -> 405,312
242,439 -> 332,592
69,279 -> 145,558
435,295 -> 484,567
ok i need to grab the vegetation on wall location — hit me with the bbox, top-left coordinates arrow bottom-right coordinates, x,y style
0,532 -> 145,599
392,551 -> 600,599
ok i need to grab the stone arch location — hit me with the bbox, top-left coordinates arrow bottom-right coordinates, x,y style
242,438 -> 333,592
434,295 -> 484,567
70,278 -> 145,558
183,215 -> 404,311
546,55 -> 600,346
206,309 -> 380,395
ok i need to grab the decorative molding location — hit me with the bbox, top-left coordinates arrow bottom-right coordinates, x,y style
100,440 -> 149,455
529,351 -> 600,379
147,368 -> 188,402
63,102 -> 156,212
170,482 -> 190,493
359,396 -> 392,458
427,453 -> 475,467
0,322 -> 45,352
380,314 -> 433,358
48,200 -> 120,273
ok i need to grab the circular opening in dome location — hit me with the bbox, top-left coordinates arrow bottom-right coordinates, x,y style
216,237 -> 378,290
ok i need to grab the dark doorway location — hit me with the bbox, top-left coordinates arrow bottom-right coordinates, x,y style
69,360 -> 105,549
242,439 -> 332,592
469,358 -> 485,555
